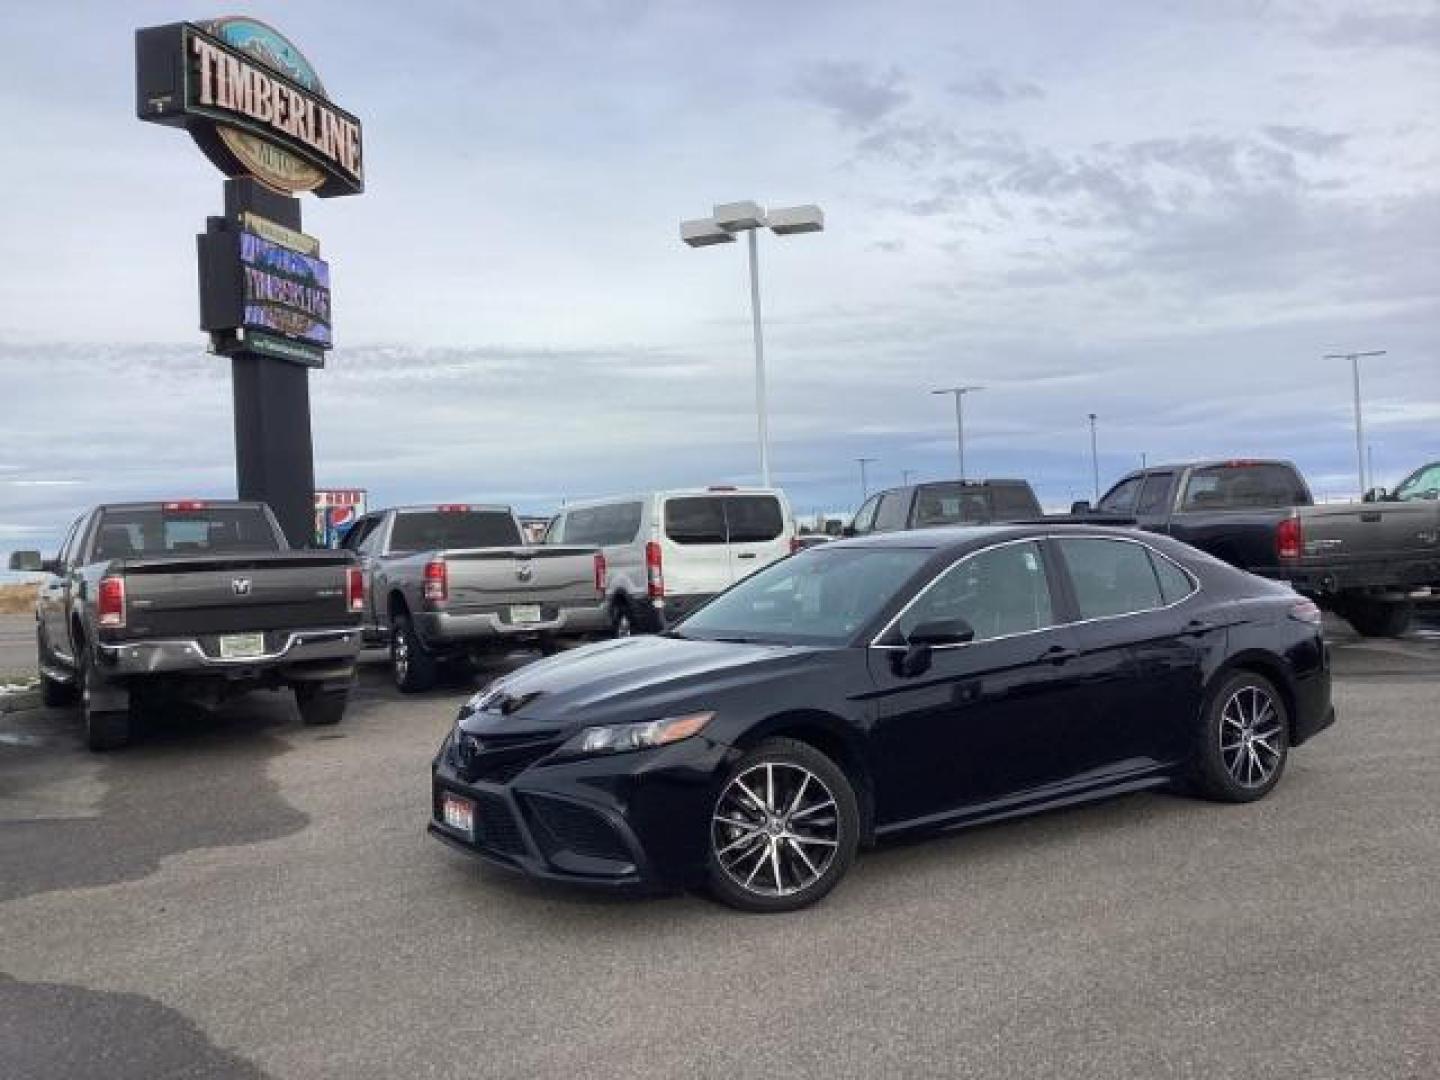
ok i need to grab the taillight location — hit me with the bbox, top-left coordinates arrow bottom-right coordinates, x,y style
97,576 -> 126,628
1276,516 -> 1303,560
789,535 -> 802,554
423,559 -> 448,603
346,566 -> 365,613
645,541 -> 665,599
593,552 -> 607,594
1289,599 -> 1323,625
162,500 -> 208,511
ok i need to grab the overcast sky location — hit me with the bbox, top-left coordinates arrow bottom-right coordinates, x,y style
1,0 -> 1437,555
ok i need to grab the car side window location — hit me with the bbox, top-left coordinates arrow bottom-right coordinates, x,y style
851,494 -> 881,535
893,541 -> 1055,643
339,517 -> 374,551
58,516 -> 84,568
1135,472 -> 1175,515
544,513 -> 567,544
1149,550 -> 1196,604
873,490 -> 910,532
1097,476 -> 1142,513
1055,538 -> 1165,619
1393,463 -> 1440,501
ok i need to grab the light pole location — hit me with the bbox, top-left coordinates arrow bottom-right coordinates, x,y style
901,469 -> 915,486
1324,350 -> 1385,497
681,201 -> 824,488
931,386 -> 984,480
857,457 -> 878,503
1088,413 -> 1100,502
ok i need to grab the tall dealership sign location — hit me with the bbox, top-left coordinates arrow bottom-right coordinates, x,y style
135,17 -> 363,546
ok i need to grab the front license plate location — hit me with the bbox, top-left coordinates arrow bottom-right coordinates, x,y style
218,632 -> 266,659
442,792 -> 475,836
510,604 -> 543,625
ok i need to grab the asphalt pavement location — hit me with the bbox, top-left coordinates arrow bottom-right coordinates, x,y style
1,615 -> 1437,1079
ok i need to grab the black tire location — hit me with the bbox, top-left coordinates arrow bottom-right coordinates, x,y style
1191,671 -> 1289,803
295,684 -> 348,726
537,636 -> 559,657
610,598 -> 635,639
390,614 -> 437,693
706,737 -> 860,913
36,629 -> 76,707
1342,598 -> 1413,638
78,641 -> 131,752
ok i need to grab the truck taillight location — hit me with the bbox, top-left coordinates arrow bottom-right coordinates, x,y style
645,541 -> 664,599
346,566 -> 365,613
593,552 -> 607,594
162,500 -> 208,511
437,504 -> 470,513
1276,516 -> 1303,560
423,559 -> 448,603
789,535 -> 802,554
97,576 -> 126,628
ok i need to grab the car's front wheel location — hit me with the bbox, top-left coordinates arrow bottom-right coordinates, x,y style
706,737 -> 859,913
1192,671 -> 1290,802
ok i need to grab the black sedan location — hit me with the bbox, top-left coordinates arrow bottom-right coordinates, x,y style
430,525 -> 1334,912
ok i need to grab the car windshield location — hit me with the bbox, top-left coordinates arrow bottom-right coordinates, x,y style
675,546 -> 933,646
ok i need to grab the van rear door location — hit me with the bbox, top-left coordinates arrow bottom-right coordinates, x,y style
722,494 -> 789,582
659,496 -> 733,597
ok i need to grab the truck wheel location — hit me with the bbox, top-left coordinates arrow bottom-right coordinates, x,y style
37,630 -> 76,707
611,599 -> 634,638
78,643 -> 131,752
295,684 -> 348,726
391,615 -> 437,693
1342,598 -> 1413,638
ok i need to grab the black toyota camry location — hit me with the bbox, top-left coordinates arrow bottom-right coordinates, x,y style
429,525 -> 1334,912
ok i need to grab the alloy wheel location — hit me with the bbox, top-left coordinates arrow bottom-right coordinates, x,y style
393,630 -> 410,684
711,762 -> 840,898
1219,685 -> 1284,788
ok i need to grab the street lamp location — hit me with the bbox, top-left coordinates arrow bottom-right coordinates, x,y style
931,386 -> 984,480
901,469 -> 915,486
1087,413 -> 1100,503
856,457 -> 878,503
680,200 -> 825,488
1324,350 -> 1386,497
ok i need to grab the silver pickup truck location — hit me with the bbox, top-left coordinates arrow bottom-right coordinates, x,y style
339,505 -> 607,691
9,500 -> 363,750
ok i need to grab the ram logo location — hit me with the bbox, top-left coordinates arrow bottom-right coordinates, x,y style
232,578 -> 253,596
516,562 -> 534,582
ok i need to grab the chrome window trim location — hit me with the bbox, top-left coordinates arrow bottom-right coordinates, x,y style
867,533 -> 1200,650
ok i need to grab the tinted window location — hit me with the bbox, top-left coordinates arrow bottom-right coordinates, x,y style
893,541 -> 1054,642
873,490 -> 911,532
1135,473 -> 1175,515
1393,463 -> 1440,502
989,483 -> 1042,518
1180,464 -> 1306,510
1056,538 -> 1164,619
1098,476 -> 1142,513
560,502 -> 644,546
93,506 -> 282,560
677,547 -> 933,645
389,510 -> 521,551
911,484 -> 992,527
664,498 -> 727,544
725,496 -> 784,543
339,517 -> 375,551
58,516 -> 84,566
850,495 -> 881,535
1150,550 -> 1196,604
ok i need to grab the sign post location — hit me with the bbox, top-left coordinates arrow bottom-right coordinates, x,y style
135,17 -> 363,547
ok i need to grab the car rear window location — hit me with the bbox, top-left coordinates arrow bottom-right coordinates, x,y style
664,496 -> 784,545
989,484 -> 1042,519
93,506 -> 282,560
389,511 -> 521,551
1181,465 -> 1306,510
911,484 -> 993,527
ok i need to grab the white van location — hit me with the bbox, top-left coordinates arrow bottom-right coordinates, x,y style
545,487 -> 797,635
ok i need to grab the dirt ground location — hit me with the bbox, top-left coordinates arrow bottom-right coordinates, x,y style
0,584 -> 39,615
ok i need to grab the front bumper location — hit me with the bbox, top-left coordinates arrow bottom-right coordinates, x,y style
94,628 -> 361,678
429,733 -> 738,891
415,602 -> 610,645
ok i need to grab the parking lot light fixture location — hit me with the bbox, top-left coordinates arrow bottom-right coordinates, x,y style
857,457 -> 878,503
931,386 -> 984,481
680,198 -> 825,488
1088,413 -> 1100,503
1324,350 -> 1386,497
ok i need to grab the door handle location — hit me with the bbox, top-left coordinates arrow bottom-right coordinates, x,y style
1183,619 -> 1219,636
1043,645 -> 1078,665
737,552 -> 757,559
1360,512 -> 1381,523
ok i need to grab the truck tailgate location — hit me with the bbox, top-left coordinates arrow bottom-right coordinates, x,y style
443,547 -> 599,610
1294,503 -> 1440,572
116,554 -> 357,639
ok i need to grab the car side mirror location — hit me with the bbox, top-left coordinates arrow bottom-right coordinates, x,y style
892,617 -> 975,679
1362,487 -> 1387,503
8,550 -> 42,573
1070,500 -> 1092,514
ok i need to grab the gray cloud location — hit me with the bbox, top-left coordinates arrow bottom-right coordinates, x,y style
1316,10 -> 1440,49
793,61 -> 910,129
946,71 -> 1044,105
1263,124 -> 1350,156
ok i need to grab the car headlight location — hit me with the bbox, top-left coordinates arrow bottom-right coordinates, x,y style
572,711 -> 714,756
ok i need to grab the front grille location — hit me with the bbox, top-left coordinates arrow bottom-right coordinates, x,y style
453,730 -> 559,785
473,791 -> 527,857
527,796 -> 632,862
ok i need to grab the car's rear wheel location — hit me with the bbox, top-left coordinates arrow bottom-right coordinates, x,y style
391,614 -> 437,693
1192,671 -> 1289,802
295,684 -> 348,726
1341,598 -> 1413,638
78,641 -> 131,752
706,737 -> 859,913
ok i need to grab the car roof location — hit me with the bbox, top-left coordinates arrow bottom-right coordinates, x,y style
822,522 -> 1161,554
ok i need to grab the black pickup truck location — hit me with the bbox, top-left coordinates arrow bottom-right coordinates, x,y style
9,500 -> 363,749
847,479 -> 1043,535
1081,459 -> 1440,636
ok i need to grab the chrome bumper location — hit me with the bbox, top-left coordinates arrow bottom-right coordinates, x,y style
415,603 -> 610,644
95,628 -> 362,675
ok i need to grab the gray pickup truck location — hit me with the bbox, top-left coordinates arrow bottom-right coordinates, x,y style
338,505 -> 607,692
9,500 -> 363,750
1082,459 -> 1440,636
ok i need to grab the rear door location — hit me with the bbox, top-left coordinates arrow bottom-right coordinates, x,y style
723,494 -> 790,582
659,496 -> 734,596
40,514 -> 86,660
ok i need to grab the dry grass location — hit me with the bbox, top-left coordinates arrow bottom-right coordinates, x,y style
0,582 -> 40,615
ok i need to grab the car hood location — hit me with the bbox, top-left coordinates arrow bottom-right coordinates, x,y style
456,635 -> 823,740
